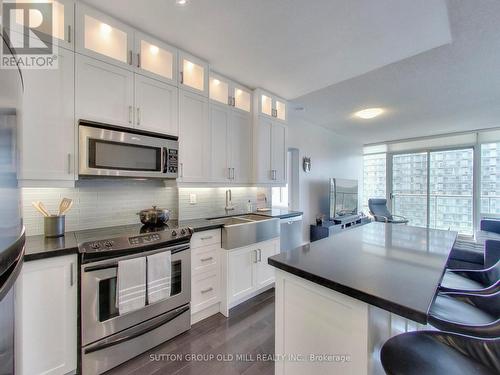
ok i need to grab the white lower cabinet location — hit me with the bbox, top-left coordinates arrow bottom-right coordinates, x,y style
19,47 -> 75,183
190,230 -> 222,323
16,255 -> 77,375
221,237 -> 279,316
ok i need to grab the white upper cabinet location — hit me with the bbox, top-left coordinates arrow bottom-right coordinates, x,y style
135,32 -> 177,85
229,110 -> 252,183
75,54 -> 134,127
179,51 -> 209,96
209,72 -> 252,113
20,47 -> 75,182
135,75 -> 178,135
255,89 -> 287,122
179,89 -> 211,182
210,103 -> 231,182
253,115 -> 287,185
9,0 -> 75,50
76,2 -> 134,68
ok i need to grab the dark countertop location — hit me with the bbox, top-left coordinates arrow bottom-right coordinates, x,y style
24,209 -> 303,262
25,232 -> 79,261
268,222 -> 457,324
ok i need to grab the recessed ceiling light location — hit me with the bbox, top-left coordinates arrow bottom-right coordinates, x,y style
354,108 -> 384,119
176,0 -> 188,5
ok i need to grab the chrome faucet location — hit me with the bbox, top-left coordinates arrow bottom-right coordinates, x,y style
225,189 -> 234,211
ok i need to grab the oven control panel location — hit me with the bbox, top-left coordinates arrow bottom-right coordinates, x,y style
78,227 -> 193,254
129,233 -> 161,245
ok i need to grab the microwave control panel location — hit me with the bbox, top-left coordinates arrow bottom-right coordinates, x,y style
165,149 -> 178,174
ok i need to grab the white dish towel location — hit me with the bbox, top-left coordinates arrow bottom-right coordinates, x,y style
117,257 -> 146,315
147,251 -> 172,304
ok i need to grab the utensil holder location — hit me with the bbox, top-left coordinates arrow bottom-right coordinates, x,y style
44,215 -> 65,238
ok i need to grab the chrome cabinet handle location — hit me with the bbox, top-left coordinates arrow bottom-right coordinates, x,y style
228,167 -> 231,180
228,96 -> 232,106
232,97 -> 236,107
137,107 -> 141,126
180,163 -> 184,178
253,250 -> 258,263
67,25 -> 71,43
180,71 -> 184,84
258,249 -> 262,262
200,235 -> 213,240
200,257 -> 214,262
201,287 -> 213,294
128,50 -> 133,65
70,262 -> 74,287
67,153 -> 72,174
128,106 -> 133,124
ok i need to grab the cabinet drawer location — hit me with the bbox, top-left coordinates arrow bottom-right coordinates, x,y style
191,229 -> 221,249
192,271 -> 220,311
192,245 -> 219,274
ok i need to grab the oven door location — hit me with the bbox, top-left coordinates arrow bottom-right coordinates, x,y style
81,244 -> 190,346
79,124 -> 178,179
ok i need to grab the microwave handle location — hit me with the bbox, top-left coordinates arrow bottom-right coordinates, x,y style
162,147 -> 167,173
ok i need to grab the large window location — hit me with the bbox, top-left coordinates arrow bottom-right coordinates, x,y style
481,143 -> 500,215
363,154 -> 386,212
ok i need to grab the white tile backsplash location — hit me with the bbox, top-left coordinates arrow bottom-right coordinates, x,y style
22,180 -> 178,235
178,187 -> 270,220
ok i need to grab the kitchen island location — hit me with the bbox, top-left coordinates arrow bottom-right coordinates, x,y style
268,222 -> 457,375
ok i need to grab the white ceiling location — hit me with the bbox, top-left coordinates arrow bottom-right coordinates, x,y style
293,0 -> 500,143
83,0 -> 451,100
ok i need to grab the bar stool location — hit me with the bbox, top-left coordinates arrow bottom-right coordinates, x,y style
440,261 -> 500,295
429,291 -> 500,338
380,330 -> 500,375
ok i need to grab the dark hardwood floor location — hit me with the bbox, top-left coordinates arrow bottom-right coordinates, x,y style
107,289 -> 275,375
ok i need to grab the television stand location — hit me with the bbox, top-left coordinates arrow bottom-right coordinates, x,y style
310,215 -> 371,242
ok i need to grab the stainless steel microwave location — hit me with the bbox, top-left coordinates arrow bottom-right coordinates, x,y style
79,121 -> 179,179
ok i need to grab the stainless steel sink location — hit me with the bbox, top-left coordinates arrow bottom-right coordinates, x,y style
206,214 -> 280,250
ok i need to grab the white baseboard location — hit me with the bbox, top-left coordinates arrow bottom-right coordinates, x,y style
191,303 -> 221,324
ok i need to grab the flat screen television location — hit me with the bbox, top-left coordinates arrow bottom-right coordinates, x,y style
329,178 -> 358,220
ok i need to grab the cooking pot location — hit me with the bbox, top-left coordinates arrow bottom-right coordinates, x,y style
137,206 -> 170,226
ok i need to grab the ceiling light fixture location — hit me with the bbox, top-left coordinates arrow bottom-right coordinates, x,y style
176,0 -> 188,6
355,108 -> 384,119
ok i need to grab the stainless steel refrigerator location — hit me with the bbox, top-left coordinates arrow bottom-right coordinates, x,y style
0,33 -> 24,375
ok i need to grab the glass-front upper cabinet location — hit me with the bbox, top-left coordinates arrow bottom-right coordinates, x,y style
76,2 -> 134,68
179,51 -> 209,96
233,84 -> 251,113
135,32 -> 177,85
10,0 -> 74,50
209,73 -> 230,105
255,89 -> 287,122
209,72 -> 252,113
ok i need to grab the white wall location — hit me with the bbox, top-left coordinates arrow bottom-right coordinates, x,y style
287,114 -> 363,242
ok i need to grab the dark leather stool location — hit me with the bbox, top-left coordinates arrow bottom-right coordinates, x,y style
429,291 -> 500,338
440,261 -> 500,295
380,330 -> 500,375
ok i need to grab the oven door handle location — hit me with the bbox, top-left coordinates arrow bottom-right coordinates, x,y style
83,244 -> 190,272
83,304 -> 190,355
162,147 -> 167,173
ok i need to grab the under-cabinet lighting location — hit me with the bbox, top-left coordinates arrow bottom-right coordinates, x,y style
185,61 -> 194,70
100,22 -> 112,35
212,79 -> 220,86
176,0 -> 188,6
149,45 -> 159,55
354,108 -> 384,119
235,89 -> 242,96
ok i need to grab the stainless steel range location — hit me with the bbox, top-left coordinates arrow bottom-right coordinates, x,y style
78,223 -> 192,375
